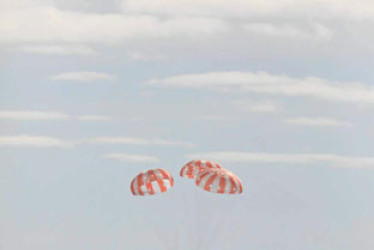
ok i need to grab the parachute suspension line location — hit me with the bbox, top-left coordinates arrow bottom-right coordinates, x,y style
198,208 -> 223,250
178,184 -> 201,250
178,185 -> 193,250
193,190 -> 211,250
130,168 -> 175,250
178,160 -> 243,250
192,186 -> 201,250
201,198 -> 240,250
142,208 -> 171,250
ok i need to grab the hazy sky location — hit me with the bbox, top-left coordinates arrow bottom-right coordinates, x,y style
1,0 -> 374,249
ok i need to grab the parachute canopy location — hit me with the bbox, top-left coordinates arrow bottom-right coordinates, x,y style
131,168 -> 174,196
195,168 -> 242,194
180,159 -> 222,179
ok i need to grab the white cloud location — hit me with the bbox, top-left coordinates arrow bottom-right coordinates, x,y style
0,110 -> 112,122
126,51 -> 166,61
77,115 -> 113,122
231,100 -> 279,113
187,151 -> 374,169
202,115 -> 239,121
88,137 -> 194,147
2,1 -> 373,61
0,135 -> 73,147
284,117 -> 353,127
149,71 -> 374,105
0,6 -> 227,45
244,23 -> 333,41
103,153 -> 160,163
47,71 -> 116,82
0,110 -> 70,120
122,0 -> 374,20
19,45 -> 97,56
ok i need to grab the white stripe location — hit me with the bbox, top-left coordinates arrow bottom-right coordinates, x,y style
184,165 -> 193,177
164,179 -> 171,190
181,166 -> 187,176
151,180 -> 161,193
198,171 -> 215,189
231,177 -> 239,194
140,174 -> 148,195
224,174 -> 231,194
209,175 -> 220,193
153,170 -> 164,193
192,166 -> 199,178
235,178 -> 242,194
132,177 -> 139,195
184,166 -> 191,177
154,170 -> 164,179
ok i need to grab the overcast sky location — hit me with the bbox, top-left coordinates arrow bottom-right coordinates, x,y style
1,0 -> 374,249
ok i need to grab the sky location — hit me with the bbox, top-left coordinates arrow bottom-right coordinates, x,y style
1,0 -> 374,249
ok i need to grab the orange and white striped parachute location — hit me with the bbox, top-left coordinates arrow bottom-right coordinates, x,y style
195,168 -> 242,194
180,159 -> 223,179
131,168 -> 174,196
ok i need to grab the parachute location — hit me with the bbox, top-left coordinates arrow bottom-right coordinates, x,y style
180,159 -> 222,179
130,168 -> 174,196
129,160 -> 242,249
195,168 -> 242,194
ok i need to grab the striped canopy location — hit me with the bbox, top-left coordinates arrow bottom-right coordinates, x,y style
131,168 -> 174,196
180,159 -> 222,179
195,168 -> 242,194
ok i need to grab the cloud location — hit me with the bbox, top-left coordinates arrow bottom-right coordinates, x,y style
244,22 -> 333,41
77,115 -> 113,122
126,51 -> 166,61
187,151 -> 374,169
122,0 -> 374,20
47,71 -> 116,82
0,6 -> 227,45
231,100 -> 279,113
284,117 -> 353,127
103,153 -> 159,163
0,110 -> 112,122
202,115 -> 239,121
2,1 -> 373,61
88,137 -> 194,147
0,110 -> 70,120
19,45 -> 97,56
149,71 -> 374,105
0,135 -> 73,147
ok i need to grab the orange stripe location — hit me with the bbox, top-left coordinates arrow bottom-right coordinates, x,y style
157,169 -> 174,187
157,179 -> 167,192
186,166 -> 194,177
145,181 -> 154,195
180,166 -> 185,176
147,170 -> 158,181
156,168 -> 169,179
229,176 -> 236,194
196,171 -> 210,186
170,175 -> 174,186
130,179 -> 135,195
217,176 -> 226,194
146,170 -> 156,195
204,173 -> 218,192
238,179 -> 243,193
137,173 -> 145,196
180,163 -> 192,176
196,160 -> 203,169
189,161 -> 197,176
157,168 -> 171,180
